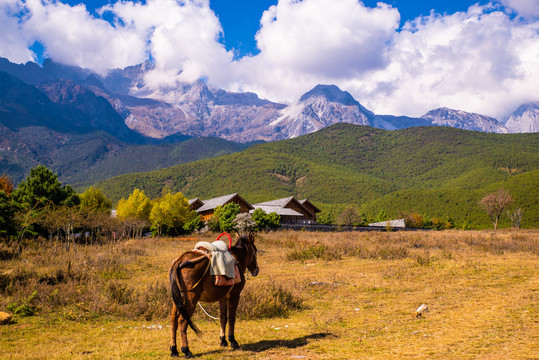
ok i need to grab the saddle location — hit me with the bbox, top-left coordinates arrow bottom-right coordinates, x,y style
194,240 -> 240,286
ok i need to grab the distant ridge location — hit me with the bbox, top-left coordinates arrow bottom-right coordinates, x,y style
96,123 -> 539,229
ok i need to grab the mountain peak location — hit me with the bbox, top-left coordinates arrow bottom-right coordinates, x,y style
504,101 -> 539,133
421,107 -> 508,133
299,84 -> 359,106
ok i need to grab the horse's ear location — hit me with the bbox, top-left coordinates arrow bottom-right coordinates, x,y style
248,232 -> 255,244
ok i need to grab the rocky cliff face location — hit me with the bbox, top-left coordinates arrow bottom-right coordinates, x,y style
37,79 -> 147,143
504,102 -> 539,133
420,107 -> 509,133
1,57 -> 537,144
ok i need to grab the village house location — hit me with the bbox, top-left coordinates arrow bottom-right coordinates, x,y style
191,193 -> 253,221
251,196 -> 321,224
189,193 -> 321,225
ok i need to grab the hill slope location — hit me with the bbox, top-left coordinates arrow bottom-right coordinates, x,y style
96,124 -> 539,228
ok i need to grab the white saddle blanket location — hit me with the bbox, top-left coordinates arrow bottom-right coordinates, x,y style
194,240 -> 235,279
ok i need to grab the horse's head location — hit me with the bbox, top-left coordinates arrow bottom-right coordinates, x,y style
235,232 -> 259,277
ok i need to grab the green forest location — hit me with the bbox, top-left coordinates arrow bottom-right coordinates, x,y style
93,124 -> 538,229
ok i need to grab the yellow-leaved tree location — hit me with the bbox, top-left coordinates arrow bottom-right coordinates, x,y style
149,191 -> 195,236
116,189 -> 152,238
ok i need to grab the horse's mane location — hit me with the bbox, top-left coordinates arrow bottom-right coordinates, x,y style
231,234 -> 249,250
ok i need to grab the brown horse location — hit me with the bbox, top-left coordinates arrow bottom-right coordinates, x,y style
169,233 -> 259,358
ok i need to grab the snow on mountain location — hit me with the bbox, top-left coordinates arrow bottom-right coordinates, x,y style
2,57 -> 537,144
420,107 -> 509,133
270,85 -> 374,139
504,102 -> 539,133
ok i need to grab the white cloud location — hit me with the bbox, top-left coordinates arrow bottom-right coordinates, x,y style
20,0 -> 146,75
0,0 -> 537,119
224,0 -> 401,102
223,1 -> 539,119
352,5 -> 539,118
501,0 -> 539,18
103,0 -> 233,86
0,0 -> 35,63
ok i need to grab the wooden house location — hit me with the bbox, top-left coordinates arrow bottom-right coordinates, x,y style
188,198 -> 204,211
299,199 -> 322,222
195,193 -> 254,221
252,196 -> 319,224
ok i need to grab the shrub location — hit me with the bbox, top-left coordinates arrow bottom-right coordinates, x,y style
7,290 -> 40,317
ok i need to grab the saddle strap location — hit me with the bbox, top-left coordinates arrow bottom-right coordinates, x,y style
188,258 -> 210,291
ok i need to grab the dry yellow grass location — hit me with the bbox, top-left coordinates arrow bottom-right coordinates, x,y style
1,229 -> 538,359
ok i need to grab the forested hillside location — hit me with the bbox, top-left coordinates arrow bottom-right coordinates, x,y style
96,124 -> 539,228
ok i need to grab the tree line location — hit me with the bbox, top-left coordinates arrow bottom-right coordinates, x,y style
0,166 -> 280,256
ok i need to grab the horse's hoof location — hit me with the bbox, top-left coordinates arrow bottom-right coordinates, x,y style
228,336 -> 240,350
170,345 -> 179,357
220,336 -> 228,347
181,346 -> 194,358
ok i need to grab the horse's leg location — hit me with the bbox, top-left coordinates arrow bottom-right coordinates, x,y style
170,304 -> 180,357
226,295 -> 241,349
178,295 -> 198,358
219,299 -> 228,347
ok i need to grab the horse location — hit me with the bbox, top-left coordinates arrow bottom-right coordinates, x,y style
169,233 -> 259,358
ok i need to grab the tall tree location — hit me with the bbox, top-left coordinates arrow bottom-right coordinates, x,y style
116,189 -> 152,222
0,175 -> 14,195
149,191 -> 194,236
479,189 -> 513,230
12,165 -> 79,209
337,206 -> 361,226
79,187 -> 112,214
0,191 -> 17,238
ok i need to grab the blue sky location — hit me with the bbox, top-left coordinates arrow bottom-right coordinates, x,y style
0,0 -> 537,118
61,0 -> 495,58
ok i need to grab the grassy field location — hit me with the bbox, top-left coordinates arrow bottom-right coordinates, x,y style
1,230 -> 538,359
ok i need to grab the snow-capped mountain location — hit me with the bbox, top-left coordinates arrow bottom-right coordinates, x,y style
504,102 -> 539,133
420,107 -> 509,133
1,57 -> 537,144
270,85 -> 374,139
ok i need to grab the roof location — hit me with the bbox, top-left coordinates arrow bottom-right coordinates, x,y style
250,205 -> 303,217
196,193 -> 253,213
299,199 -> 322,213
255,196 -> 296,208
188,198 -> 201,205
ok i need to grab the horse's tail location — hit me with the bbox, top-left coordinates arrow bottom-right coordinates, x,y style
169,257 -> 204,336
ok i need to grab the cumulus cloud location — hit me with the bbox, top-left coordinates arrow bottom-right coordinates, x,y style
0,0 -> 537,119
103,0 -> 233,86
501,0 -> 539,18
351,5 -> 539,117
0,0 -> 35,63
225,0 -> 401,102
228,1 -> 539,118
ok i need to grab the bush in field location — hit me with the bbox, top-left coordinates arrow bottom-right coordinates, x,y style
214,203 -> 240,233
183,215 -> 203,233
251,208 -> 280,231
234,213 -> 256,234
7,290 -> 40,317
402,212 -> 424,228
